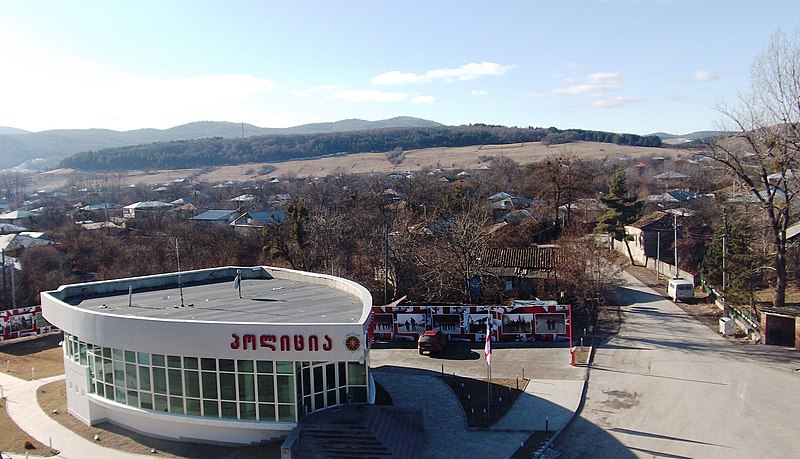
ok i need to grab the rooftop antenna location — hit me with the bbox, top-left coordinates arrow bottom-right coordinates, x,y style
175,238 -> 185,307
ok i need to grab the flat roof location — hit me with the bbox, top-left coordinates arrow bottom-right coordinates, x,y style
62,270 -> 366,324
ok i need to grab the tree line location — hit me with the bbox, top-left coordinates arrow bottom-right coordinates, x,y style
60,125 -> 663,172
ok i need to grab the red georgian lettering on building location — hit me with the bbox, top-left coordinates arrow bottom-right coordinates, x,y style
230,333 -> 333,352
242,334 -> 256,350
280,335 -> 291,351
259,335 -> 276,351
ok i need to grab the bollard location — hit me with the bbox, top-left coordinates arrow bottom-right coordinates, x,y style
460,382 -> 464,398
516,377 -> 519,390
49,437 -> 52,448
545,416 -> 549,432
522,367 -> 525,379
5,359 -> 9,372
441,363 -> 444,376
31,367 -> 35,380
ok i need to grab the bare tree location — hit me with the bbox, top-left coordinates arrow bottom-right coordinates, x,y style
704,29 -> 800,308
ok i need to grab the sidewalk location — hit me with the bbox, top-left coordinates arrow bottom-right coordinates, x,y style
372,369 -> 585,459
0,371 -> 150,459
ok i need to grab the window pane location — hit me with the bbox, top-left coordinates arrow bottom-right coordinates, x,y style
125,363 -> 137,389
276,375 -> 294,403
201,358 -> 216,371
276,361 -> 293,374
137,352 -> 150,365
168,369 -> 183,396
183,357 -> 198,369
186,398 -> 201,416
103,359 -> 113,383
326,364 -> 336,390
152,354 -> 165,367
278,404 -> 295,422
257,375 -> 275,402
112,348 -> 123,361
95,382 -> 104,397
203,400 -> 219,418
301,367 -> 311,395
167,355 -> 182,368
127,390 -> 139,407
313,366 -> 323,393
138,366 -> 151,391
219,359 -> 235,372
124,350 -> 136,363
347,362 -> 366,385
115,387 -> 126,404
315,393 -> 324,410
240,402 -> 256,420
238,373 -> 255,401
259,403 -> 275,421
221,401 -> 237,419
202,372 -> 218,399
152,367 -> 167,394
185,371 -> 200,398
154,394 -> 168,412
114,360 -> 124,385
105,384 -> 114,400
237,360 -> 254,373
169,396 -> 184,414
140,392 -> 153,410
256,361 -> 273,374
219,373 -> 236,400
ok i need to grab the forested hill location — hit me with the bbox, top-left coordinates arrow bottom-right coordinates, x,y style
60,125 -> 662,172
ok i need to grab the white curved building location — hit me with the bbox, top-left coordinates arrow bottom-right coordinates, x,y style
41,266 -> 373,445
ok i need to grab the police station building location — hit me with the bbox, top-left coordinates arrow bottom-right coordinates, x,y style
41,266 -> 373,445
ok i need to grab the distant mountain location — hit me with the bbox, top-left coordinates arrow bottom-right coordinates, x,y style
649,130 -> 731,144
0,117 -> 443,170
0,126 -> 30,135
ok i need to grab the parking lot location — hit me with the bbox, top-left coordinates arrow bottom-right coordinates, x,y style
369,340 -> 585,382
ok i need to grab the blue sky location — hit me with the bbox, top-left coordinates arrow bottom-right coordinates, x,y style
1,0 -> 798,135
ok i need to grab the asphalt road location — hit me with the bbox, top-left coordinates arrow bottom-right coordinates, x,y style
554,271 -> 800,459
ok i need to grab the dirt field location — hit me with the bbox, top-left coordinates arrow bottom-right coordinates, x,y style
31,141 -> 693,191
0,333 -> 65,379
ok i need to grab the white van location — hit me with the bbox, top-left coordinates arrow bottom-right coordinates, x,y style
667,277 -> 694,302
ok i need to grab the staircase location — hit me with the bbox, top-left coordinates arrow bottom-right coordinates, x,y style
286,405 -> 424,459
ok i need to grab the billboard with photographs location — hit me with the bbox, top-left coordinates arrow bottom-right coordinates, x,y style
431,314 -> 461,334
372,314 -> 394,333
395,313 -> 426,334
535,313 -> 566,334
465,314 -> 491,334
502,313 -> 533,334
0,305 -> 57,341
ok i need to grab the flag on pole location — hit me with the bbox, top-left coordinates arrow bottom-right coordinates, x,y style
484,318 -> 492,366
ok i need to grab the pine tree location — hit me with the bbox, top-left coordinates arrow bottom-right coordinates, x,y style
595,169 -> 642,263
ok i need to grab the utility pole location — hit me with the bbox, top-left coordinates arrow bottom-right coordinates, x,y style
673,212 -> 679,278
722,207 -> 729,317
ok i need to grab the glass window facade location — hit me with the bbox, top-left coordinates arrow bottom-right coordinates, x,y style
63,333 -> 368,423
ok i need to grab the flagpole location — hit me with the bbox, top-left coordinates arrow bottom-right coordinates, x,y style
486,310 -> 492,420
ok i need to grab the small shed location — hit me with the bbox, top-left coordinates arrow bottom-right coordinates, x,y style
760,305 -> 800,351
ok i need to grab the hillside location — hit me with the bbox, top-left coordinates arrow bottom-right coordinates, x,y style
32,141 -> 697,192
0,117 -> 442,170
59,125 -> 662,172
